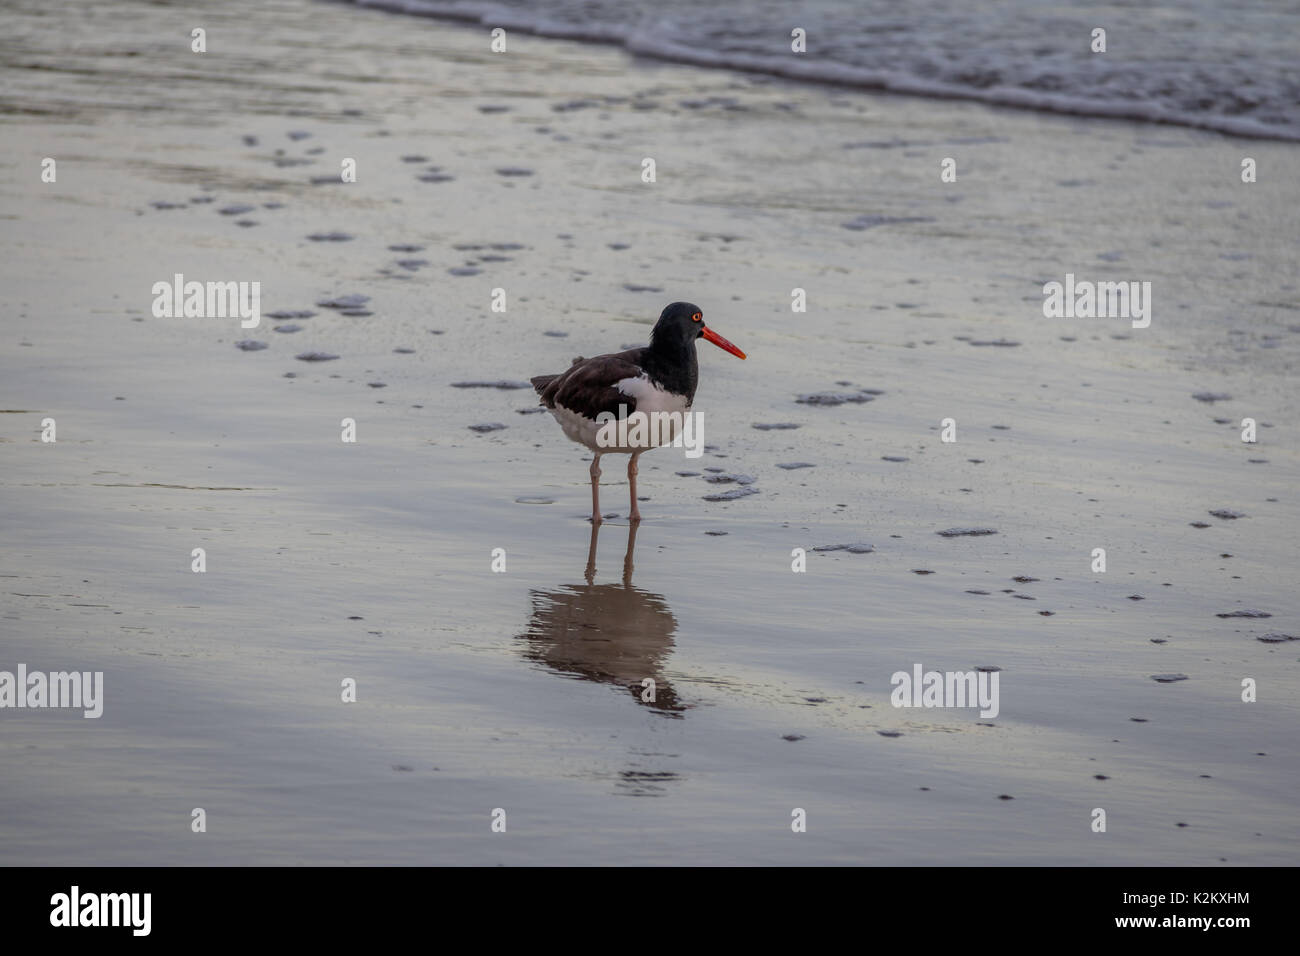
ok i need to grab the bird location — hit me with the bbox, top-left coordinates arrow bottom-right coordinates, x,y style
530,301 -> 746,524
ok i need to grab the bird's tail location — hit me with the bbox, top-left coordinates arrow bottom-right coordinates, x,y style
532,357 -> 584,400
530,374 -> 559,395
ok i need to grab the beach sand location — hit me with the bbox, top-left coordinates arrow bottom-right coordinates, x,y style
1,0 -> 1298,865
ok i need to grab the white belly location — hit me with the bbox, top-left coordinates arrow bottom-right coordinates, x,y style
549,374 -> 691,454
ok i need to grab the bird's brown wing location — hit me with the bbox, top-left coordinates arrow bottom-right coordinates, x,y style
533,349 -> 647,421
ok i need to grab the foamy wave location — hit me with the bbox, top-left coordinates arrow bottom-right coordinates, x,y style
352,0 -> 1300,142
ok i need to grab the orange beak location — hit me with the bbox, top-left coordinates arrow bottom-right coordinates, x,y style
701,325 -> 746,360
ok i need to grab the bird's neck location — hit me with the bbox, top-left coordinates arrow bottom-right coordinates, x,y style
642,336 -> 698,401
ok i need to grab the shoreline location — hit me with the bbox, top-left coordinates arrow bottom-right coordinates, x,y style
350,0 -> 1300,143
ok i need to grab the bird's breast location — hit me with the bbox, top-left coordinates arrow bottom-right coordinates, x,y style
615,374 -> 692,416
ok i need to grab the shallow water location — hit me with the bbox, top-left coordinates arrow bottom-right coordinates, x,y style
1,0 -> 1298,865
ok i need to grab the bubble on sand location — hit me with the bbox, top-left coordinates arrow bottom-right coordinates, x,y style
316,294 -> 370,310
235,340 -> 267,351
841,214 -> 934,231
702,474 -> 755,485
795,392 -> 874,406
703,487 -> 759,502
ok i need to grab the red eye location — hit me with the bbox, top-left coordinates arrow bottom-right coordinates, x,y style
692,312 -> 702,322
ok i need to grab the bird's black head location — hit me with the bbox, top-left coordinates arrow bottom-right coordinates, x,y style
650,301 -> 746,359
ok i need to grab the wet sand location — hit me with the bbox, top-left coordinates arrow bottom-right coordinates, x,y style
1,0 -> 1298,865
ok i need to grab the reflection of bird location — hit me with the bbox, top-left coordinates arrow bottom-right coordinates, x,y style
530,301 -> 746,524
517,522 -> 686,714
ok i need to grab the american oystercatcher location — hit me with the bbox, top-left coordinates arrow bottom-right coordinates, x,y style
530,301 -> 746,524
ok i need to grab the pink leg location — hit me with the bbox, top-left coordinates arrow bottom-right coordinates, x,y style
589,454 -> 602,525
628,452 -> 643,523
